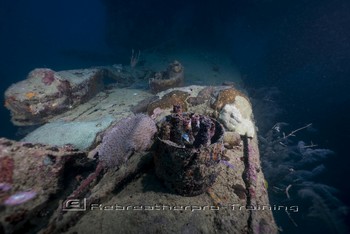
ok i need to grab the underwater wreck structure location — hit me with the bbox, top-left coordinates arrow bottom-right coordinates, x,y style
154,104 -> 225,196
1,62 -> 278,233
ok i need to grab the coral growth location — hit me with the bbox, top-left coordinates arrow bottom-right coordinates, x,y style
41,70 -> 55,85
147,90 -> 190,115
298,183 -> 348,234
0,156 -> 14,184
219,103 -> 255,137
4,68 -> 104,126
71,114 -> 157,202
98,114 -> 157,168
0,183 -> 12,192
158,105 -> 219,148
0,138 -> 89,233
193,115 -> 216,148
187,86 -> 215,106
211,87 -> 244,111
57,80 -> 72,97
29,68 -> 56,86
25,92 -> 37,100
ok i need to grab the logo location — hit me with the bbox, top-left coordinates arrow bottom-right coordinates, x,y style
62,198 -> 86,211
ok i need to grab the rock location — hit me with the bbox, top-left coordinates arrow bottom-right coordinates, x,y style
223,131 -> 242,148
0,138 -> 87,234
4,68 -> 104,126
22,116 -> 115,150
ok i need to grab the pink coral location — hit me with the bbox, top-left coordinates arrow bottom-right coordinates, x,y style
98,114 -> 157,168
28,68 -> 56,85
41,69 -> 56,85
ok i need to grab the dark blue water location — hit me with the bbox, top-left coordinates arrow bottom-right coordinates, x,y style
1,0 -> 349,233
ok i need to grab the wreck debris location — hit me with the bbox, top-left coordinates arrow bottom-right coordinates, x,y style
154,105 -> 225,196
147,90 -> 190,115
4,68 -> 104,126
149,60 -> 184,93
0,72 -> 279,233
0,138 -> 88,234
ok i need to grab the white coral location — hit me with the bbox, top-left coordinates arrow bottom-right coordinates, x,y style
218,103 -> 255,137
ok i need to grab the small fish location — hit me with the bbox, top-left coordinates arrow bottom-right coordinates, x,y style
207,188 -> 222,207
182,133 -> 190,142
264,179 -> 268,189
3,191 -> 37,206
220,160 -> 234,169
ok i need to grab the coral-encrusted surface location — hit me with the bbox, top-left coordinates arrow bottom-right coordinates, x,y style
1,67 -> 277,233
147,90 -> 190,115
0,138 -> 87,234
21,89 -> 154,151
63,134 -> 277,234
4,68 -> 104,126
41,85 -> 277,234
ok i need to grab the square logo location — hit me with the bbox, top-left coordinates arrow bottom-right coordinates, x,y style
62,198 -> 87,211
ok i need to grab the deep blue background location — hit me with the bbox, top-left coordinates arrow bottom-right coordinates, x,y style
0,0 -> 110,137
1,0 -> 349,232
